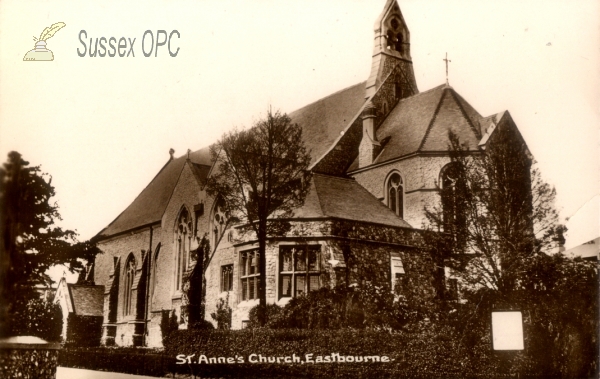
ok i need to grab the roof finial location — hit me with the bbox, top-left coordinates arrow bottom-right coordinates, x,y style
169,148 -> 175,160
187,149 -> 191,160
443,52 -> 451,87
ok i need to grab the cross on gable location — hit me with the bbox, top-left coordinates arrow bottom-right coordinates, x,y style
443,52 -> 452,86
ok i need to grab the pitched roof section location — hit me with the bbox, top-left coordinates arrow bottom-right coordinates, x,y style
348,85 -> 486,171
98,83 -> 367,238
98,147 -> 212,238
288,82 -> 367,166
68,285 -> 104,316
294,174 -> 412,228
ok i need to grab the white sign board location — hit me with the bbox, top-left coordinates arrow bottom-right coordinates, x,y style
491,311 -> 524,351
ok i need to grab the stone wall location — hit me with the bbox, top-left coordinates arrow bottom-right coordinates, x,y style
203,218 -> 428,329
351,155 -> 450,228
96,227 -> 155,347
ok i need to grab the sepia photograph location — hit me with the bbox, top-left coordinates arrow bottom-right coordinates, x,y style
0,1 -> 598,378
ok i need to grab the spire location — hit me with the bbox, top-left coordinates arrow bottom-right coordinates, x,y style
365,0 -> 418,99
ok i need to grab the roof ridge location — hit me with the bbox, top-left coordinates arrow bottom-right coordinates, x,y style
448,89 -> 483,139
417,87 -> 448,151
311,175 -> 326,217
313,172 -> 353,182
95,156 -> 177,238
187,160 -> 208,188
290,82 -> 366,116
162,160 -> 197,221
403,83 -> 445,101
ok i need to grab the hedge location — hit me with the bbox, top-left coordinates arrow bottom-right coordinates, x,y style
162,327 -> 517,378
58,346 -> 172,377
59,327 -> 546,378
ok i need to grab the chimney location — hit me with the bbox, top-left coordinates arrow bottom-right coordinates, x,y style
358,102 -> 380,168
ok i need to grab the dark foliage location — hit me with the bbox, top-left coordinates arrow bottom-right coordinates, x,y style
0,151 -> 100,337
206,109 -> 312,325
58,346 -> 172,377
246,283 -> 439,331
65,314 -> 102,347
7,298 -> 62,341
210,293 -> 232,330
160,309 -> 179,346
182,234 -> 210,328
161,328 -> 519,378
423,128 -> 598,377
424,128 -> 560,295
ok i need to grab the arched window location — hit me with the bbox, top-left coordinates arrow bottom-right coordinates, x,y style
386,30 -> 396,50
175,208 -> 192,292
386,172 -> 404,218
395,32 -> 403,53
124,254 -> 136,316
211,197 -> 227,250
151,244 -> 160,303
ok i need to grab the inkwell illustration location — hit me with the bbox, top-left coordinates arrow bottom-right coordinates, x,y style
23,22 -> 66,61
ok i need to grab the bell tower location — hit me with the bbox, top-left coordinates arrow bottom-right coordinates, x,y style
365,0 -> 418,99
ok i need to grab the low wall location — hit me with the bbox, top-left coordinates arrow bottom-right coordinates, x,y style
0,336 -> 61,379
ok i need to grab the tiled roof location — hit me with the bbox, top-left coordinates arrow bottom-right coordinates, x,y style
98,83 -> 367,238
98,147 -> 211,237
289,82 -> 367,166
68,285 -> 104,316
348,85 -> 486,171
294,174 -> 412,228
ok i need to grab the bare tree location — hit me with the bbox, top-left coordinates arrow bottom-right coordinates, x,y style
205,109 -> 312,325
425,126 -> 561,299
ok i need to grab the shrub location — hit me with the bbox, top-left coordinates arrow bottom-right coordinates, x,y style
246,284 -> 433,330
65,314 -> 102,346
210,293 -> 232,329
247,303 -> 284,329
160,309 -> 178,346
9,298 -> 62,341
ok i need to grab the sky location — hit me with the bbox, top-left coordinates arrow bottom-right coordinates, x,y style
1,0 -> 598,282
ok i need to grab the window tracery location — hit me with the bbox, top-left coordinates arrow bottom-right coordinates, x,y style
124,254 -> 136,316
386,172 -> 404,218
175,208 -> 192,292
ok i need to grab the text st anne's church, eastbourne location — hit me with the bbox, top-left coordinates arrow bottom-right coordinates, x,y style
87,0 -> 530,347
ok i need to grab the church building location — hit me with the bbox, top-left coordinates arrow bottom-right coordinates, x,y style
92,0 -> 529,347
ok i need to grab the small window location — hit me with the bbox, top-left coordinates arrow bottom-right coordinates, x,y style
391,257 -> 405,292
279,245 -> 321,299
447,278 -> 459,300
221,264 -> 233,292
240,250 -> 260,301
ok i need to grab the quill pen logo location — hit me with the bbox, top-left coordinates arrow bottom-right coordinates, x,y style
23,22 -> 66,61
